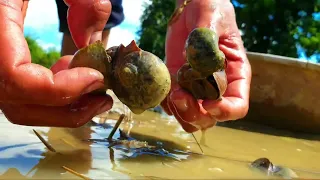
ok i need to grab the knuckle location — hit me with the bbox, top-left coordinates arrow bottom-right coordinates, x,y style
220,108 -> 232,120
239,103 -> 249,119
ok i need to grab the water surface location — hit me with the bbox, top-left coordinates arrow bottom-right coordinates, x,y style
0,108 -> 319,179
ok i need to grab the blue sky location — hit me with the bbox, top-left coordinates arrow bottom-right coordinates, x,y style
24,0 -> 151,51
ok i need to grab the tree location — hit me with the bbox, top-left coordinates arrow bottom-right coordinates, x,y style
137,0 -> 176,60
25,36 -> 60,68
137,0 -> 320,62
232,0 -> 320,61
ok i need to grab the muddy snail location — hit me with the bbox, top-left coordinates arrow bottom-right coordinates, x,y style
177,27 -> 228,100
250,158 -> 298,179
68,40 -> 171,114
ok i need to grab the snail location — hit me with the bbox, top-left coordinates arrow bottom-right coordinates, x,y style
68,40 -> 171,114
177,27 -> 227,100
251,157 -> 298,179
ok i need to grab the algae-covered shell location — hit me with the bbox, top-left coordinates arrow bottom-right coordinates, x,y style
68,41 -> 112,88
68,40 -> 171,114
112,41 -> 171,114
185,27 -> 226,77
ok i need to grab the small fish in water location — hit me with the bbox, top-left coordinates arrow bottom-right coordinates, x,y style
250,157 -> 298,179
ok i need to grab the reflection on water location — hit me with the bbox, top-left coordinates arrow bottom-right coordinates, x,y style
0,109 -> 320,179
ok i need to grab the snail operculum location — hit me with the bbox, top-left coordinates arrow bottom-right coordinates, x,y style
178,27 -> 228,101
178,63 -> 222,100
112,41 -> 142,88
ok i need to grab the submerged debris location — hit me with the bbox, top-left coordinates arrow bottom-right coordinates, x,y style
33,129 -> 56,153
191,133 -> 204,154
62,166 -> 92,180
108,114 -> 126,140
109,139 -> 155,149
250,157 -> 298,179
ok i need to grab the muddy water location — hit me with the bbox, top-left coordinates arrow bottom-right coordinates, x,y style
0,94 -> 319,179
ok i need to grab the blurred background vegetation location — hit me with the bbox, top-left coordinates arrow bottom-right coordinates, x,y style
25,35 -> 60,68
137,0 -> 320,62
27,0 -> 320,67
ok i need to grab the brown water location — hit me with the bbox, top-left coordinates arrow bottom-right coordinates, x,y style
0,92 -> 319,179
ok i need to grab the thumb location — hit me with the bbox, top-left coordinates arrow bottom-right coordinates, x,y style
66,0 -> 111,49
50,67 -> 106,105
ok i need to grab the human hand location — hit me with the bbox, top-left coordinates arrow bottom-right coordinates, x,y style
63,0 -> 112,48
161,0 -> 252,132
0,0 -> 113,127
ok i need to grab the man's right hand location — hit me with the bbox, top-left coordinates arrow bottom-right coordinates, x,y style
0,0 -> 113,127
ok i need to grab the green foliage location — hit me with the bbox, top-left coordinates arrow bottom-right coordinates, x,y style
25,36 -> 60,68
137,0 -> 320,61
233,0 -> 320,60
137,0 -> 176,60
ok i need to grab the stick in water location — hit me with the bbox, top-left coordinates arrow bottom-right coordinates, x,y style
33,129 -> 56,153
191,133 -> 204,154
62,166 -> 92,180
108,114 -> 126,140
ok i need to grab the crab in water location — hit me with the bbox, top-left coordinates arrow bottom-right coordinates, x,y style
68,40 -> 171,114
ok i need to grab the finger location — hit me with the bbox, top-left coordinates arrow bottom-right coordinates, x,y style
0,94 -> 113,128
160,96 -> 173,116
202,96 -> 249,122
0,3 -> 107,106
168,89 -> 216,132
21,0 -> 29,22
203,37 -> 250,121
89,31 -> 103,45
202,60 -> 250,121
167,96 -> 198,133
160,73 -> 182,116
9,64 -> 106,106
50,55 -> 73,74
67,0 -> 111,48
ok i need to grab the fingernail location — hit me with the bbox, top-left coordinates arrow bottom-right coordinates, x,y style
96,101 -> 112,115
207,107 -> 221,116
82,81 -> 104,95
172,98 -> 188,112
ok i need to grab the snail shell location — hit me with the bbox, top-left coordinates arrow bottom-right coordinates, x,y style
68,40 -> 112,89
185,27 -> 226,77
68,40 -> 171,114
111,41 -> 171,114
177,63 -> 227,100
177,27 -> 228,100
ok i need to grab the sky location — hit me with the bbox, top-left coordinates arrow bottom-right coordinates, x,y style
23,0 -> 151,52
23,0 -> 318,63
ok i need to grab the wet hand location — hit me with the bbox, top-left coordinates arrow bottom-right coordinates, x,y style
0,0 -> 113,127
161,0 -> 252,133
